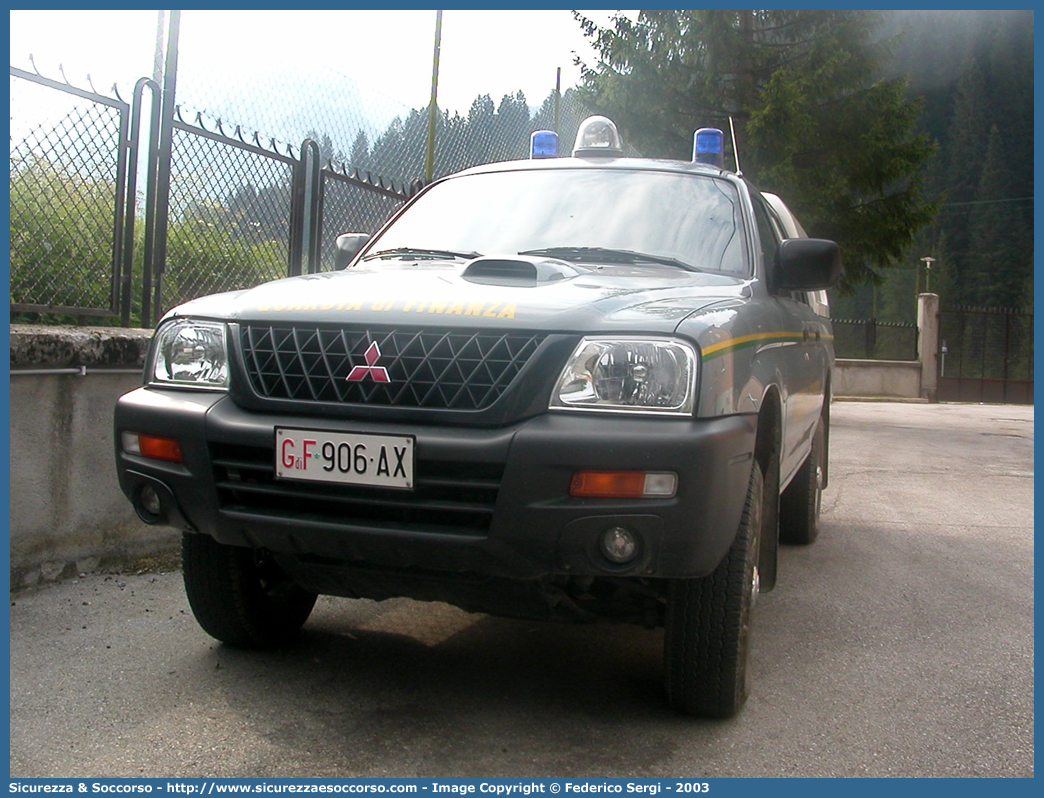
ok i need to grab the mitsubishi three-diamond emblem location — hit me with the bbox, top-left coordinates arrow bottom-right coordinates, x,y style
345,341 -> 391,383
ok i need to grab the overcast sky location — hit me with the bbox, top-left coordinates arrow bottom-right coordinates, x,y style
10,9 -> 622,114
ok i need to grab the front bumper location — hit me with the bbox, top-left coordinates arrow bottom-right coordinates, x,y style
115,387 -> 756,581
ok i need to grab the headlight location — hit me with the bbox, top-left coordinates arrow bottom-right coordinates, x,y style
550,337 -> 698,415
149,319 -> 229,389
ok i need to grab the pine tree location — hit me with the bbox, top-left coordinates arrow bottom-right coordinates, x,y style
967,125 -> 1030,309
492,91 -> 532,162
574,10 -> 939,290
894,11 -> 1033,314
349,130 -> 371,172
943,62 -> 991,211
464,94 -> 496,167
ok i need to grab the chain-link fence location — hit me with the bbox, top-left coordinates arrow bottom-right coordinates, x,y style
160,120 -> 297,310
10,68 -> 130,319
10,45 -> 612,326
173,50 -> 614,188
318,165 -> 409,271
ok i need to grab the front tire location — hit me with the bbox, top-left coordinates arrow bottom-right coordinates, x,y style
779,418 -> 825,545
182,533 -> 317,648
663,462 -> 762,718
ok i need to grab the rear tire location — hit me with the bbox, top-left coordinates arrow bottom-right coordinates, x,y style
663,463 -> 762,718
779,418 -> 824,545
182,533 -> 317,648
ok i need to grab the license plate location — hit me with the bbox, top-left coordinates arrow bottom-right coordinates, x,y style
275,428 -> 414,489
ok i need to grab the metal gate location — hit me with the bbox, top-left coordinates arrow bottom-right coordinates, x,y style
9,64 -> 136,324
937,307 -> 1033,404
10,61 -> 412,328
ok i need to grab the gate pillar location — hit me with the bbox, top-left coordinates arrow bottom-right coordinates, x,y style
918,293 -> 940,402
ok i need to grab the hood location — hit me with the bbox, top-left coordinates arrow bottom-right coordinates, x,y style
170,257 -> 751,334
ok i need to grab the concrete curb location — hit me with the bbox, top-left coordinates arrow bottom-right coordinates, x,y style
834,395 -> 931,404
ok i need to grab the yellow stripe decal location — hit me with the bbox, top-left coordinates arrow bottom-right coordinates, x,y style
701,331 -> 834,360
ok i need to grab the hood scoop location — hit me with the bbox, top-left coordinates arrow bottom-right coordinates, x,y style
462,255 -> 582,287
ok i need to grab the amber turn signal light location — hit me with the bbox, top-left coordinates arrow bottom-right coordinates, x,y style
570,470 -> 677,499
123,432 -> 183,463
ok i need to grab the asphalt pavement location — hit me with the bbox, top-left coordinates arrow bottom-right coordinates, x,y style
9,401 -> 1034,778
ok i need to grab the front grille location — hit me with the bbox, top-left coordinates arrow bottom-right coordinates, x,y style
240,324 -> 546,410
211,442 -> 502,536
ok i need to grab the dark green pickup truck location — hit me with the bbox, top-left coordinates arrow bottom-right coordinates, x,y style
115,116 -> 840,718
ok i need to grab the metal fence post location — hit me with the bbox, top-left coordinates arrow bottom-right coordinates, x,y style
289,139 -> 324,276
305,140 -> 323,273
109,89 -> 132,326
145,9 -> 181,329
123,77 -> 161,328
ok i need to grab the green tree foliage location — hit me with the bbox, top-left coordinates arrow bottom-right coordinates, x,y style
10,155 -> 119,313
10,154 -> 289,324
938,55 -> 1033,310
966,126 -> 1031,310
884,9 -> 1033,313
161,218 -> 285,311
573,9 -> 939,290
363,90 -> 540,187
943,63 -> 991,211
349,130 -> 372,173
223,182 -> 291,243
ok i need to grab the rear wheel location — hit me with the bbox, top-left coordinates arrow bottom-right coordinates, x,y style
779,418 -> 825,545
663,462 -> 762,718
182,532 -> 317,648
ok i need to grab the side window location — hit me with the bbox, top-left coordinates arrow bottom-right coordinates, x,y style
751,198 -> 780,272
752,196 -> 810,305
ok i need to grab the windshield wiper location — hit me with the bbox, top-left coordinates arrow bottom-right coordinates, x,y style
518,246 -> 698,272
362,247 -> 481,262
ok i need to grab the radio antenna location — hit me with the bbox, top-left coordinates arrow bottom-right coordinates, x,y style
728,116 -> 742,176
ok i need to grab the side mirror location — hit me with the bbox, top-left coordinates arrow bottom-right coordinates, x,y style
334,233 -> 371,269
775,238 -> 842,291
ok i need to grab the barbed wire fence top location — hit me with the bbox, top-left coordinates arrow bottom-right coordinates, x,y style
173,52 -> 604,186
10,20 -> 620,325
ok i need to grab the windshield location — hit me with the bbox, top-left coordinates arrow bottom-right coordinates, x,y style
368,168 -> 747,274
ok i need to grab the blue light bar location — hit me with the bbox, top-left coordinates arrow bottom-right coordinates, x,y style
693,128 -> 725,168
530,130 -> 560,159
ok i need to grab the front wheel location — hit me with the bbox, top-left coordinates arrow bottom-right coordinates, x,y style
182,533 -> 318,648
663,462 -> 762,718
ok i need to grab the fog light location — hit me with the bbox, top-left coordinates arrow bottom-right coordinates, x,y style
139,485 -> 162,517
600,526 -> 639,564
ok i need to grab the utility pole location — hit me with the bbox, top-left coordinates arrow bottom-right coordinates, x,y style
554,67 -> 561,134
424,10 -> 443,183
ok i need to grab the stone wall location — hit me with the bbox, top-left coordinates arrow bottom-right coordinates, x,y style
9,326 -> 179,589
833,359 -> 923,400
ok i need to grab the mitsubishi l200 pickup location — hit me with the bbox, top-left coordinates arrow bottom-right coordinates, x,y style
115,117 -> 841,718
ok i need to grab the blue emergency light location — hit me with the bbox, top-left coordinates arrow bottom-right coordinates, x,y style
530,130 -> 560,159
693,128 -> 725,168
